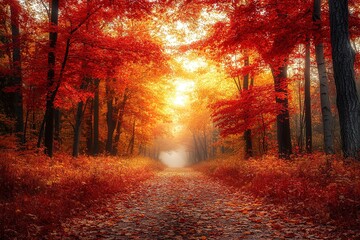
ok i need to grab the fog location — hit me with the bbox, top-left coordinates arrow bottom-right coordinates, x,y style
159,146 -> 189,168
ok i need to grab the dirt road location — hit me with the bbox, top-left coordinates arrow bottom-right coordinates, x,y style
49,168 -> 351,239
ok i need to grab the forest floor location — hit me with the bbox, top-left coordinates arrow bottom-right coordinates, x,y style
48,168 -> 357,240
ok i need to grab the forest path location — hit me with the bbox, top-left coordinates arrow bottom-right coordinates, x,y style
51,168 -> 341,239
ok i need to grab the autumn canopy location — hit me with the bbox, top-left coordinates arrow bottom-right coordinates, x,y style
0,0 -> 360,160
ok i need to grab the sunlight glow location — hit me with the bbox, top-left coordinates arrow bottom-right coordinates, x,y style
173,95 -> 187,106
181,57 -> 207,72
172,80 -> 195,107
159,147 -> 189,168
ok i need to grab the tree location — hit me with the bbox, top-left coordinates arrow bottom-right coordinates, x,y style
271,63 -> 292,158
191,0 -> 314,158
72,82 -> 88,157
328,0 -> 360,158
304,40 -> 312,153
93,79 -> 100,155
10,0 -> 24,144
243,55 -> 253,158
44,0 -> 59,157
212,84 -> 278,152
313,0 -> 334,154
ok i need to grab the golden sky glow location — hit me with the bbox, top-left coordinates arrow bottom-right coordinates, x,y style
172,79 -> 195,107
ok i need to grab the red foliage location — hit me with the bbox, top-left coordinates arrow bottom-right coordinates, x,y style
0,152 -> 164,239
196,153 -> 360,228
211,85 -> 278,137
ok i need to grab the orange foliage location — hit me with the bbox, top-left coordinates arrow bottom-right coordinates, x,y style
196,153 -> 360,227
0,151 -> 164,239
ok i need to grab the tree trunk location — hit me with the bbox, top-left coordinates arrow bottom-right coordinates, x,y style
304,40 -> 312,153
86,100 -> 93,155
243,55 -> 253,158
37,115 -> 46,148
106,79 -> 115,154
54,109 -> 61,147
113,89 -> 129,155
328,0 -> 360,158
297,68 -> 304,152
93,79 -> 100,155
10,1 -> 24,144
202,130 -> 208,160
313,0 -> 334,154
106,99 -> 114,154
127,119 -> 135,155
44,0 -> 59,157
193,133 -> 201,162
72,83 -> 87,157
272,64 -> 292,159
72,100 -> 84,157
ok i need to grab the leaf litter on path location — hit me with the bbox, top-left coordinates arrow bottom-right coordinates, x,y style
48,168 -> 358,239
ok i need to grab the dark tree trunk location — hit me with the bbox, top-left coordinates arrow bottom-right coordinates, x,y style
297,75 -> 304,152
106,79 -> 115,154
23,108 -> 29,142
272,64 -> 292,159
86,100 -> 93,154
304,40 -> 312,153
44,0 -> 59,157
113,89 -> 129,155
54,109 -> 61,146
328,0 -> 360,158
243,55 -> 253,158
127,119 -> 135,155
72,83 -> 87,157
313,0 -> 334,154
72,101 -> 84,157
106,99 -> 114,154
244,129 -> 252,157
260,113 -> 268,154
93,79 -> 100,155
10,1 -> 24,144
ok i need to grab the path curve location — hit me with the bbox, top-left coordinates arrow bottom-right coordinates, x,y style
50,168 -> 349,239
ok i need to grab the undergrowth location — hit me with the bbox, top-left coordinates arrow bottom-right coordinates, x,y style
195,153 -> 360,227
0,151 -> 164,239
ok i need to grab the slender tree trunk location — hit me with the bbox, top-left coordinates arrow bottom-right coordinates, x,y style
243,55 -> 253,158
54,109 -> 61,146
113,89 -> 129,155
260,113 -> 267,153
304,40 -> 312,153
106,99 -> 114,154
328,0 -> 360,158
193,133 -> 201,162
272,64 -> 292,159
23,108 -> 29,142
86,99 -> 93,154
202,130 -> 208,160
297,68 -> 304,151
72,101 -> 84,157
196,134 -> 206,161
10,1 -> 24,144
44,0 -> 59,157
105,79 -> 115,154
72,83 -> 87,157
313,0 -> 334,154
127,119 -> 135,155
93,79 -> 100,155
